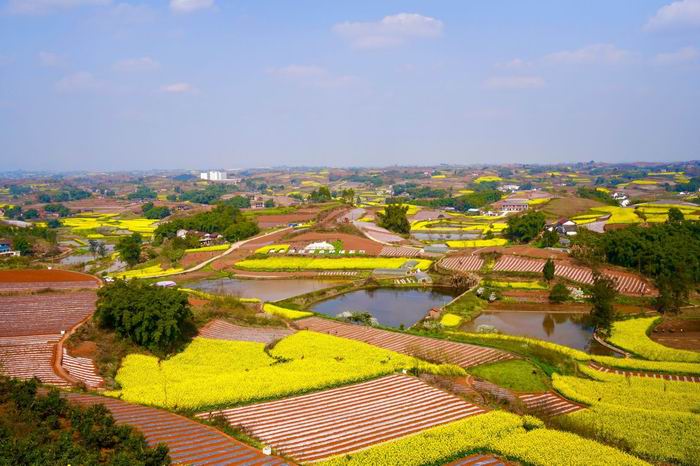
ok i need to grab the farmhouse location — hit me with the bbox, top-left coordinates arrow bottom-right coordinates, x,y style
547,218 -> 578,236
495,199 -> 529,213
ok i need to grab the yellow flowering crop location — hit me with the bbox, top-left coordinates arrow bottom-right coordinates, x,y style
263,303 -> 312,320
254,244 -> 290,254
609,317 -> 700,362
474,176 -> 503,183
485,280 -> 547,290
185,244 -> 231,253
440,313 -> 462,327
235,257 -> 432,271
110,265 -> 183,279
446,239 -> 508,248
107,332 -> 464,410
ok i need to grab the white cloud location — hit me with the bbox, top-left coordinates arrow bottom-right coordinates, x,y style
38,51 -> 63,67
645,0 -> 700,31
113,57 -> 160,72
544,44 -> 631,65
484,76 -> 545,90
160,82 -> 197,94
55,72 -> 104,92
6,0 -> 110,15
498,58 -> 533,70
268,64 -> 358,88
169,0 -> 213,14
653,46 -> 699,64
333,13 -> 443,49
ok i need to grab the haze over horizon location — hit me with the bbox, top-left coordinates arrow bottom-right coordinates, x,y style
1,0 -> 699,171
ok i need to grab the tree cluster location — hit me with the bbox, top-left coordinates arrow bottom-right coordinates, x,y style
141,202 -> 171,220
0,377 -> 170,465
95,280 -> 193,354
127,186 -> 157,201
376,203 -> 410,234
154,204 -> 259,243
504,211 -> 546,244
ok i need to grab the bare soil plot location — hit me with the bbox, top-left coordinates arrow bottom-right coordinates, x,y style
379,246 -> 421,257
181,250 -> 220,268
438,255 -> 484,272
198,375 -> 485,463
0,269 -> 99,291
540,197 -> 605,219
63,393 -> 293,466
650,318 -> 700,351
0,291 -> 97,337
0,335 -> 70,387
287,231 -> 383,254
199,320 -> 294,344
62,348 -> 104,389
296,317 -> 515,368
517,392 -> 584,417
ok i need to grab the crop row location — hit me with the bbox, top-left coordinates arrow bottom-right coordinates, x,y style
234,257 -> 432,271
450,331 -> 700,375
319,411 -> 648,466
107,331 -> 463,410
608,317 -> 700,363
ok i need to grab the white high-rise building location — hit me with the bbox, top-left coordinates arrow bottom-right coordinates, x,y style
200,170 -> 228,181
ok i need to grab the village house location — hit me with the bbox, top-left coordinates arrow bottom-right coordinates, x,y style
494,199 -> 529,213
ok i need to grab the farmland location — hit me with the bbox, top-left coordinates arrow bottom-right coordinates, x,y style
2,160 -> 700,465
234,257 -> 432,271
107,332 -> 463,410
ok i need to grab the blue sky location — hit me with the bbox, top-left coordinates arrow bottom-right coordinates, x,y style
1,0 -> 699,171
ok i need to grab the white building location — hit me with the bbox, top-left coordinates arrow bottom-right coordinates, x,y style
200,170 -> 228,181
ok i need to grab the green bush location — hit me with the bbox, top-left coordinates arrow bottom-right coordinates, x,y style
0,377 -> 170,465
95,280 -> 193,354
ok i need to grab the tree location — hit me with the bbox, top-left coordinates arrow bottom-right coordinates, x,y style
504,211 -> 546,244
655,274 -> 688,314
97,241 -> 107,258
23,209 -> 39,219
95,279 -> 193,353
340,188 -> 355,204
549,283 -> 570,303
376,203 -> 410,234
46,218 -> 62,228
88,239 -> 100,257
309,186 -> 332,202
543,258 -> 555,282
224,220 -> 259,242
12,237 -> 32,256
667,207 -> 684,224
116,232 -> 143,267
264,199 -> 275,208
541,229 -> 559,248
588,272 -> 618,336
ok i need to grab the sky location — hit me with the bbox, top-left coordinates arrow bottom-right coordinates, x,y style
1,0 -> 699,171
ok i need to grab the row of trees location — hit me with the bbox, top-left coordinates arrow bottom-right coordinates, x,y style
154,204 -> 259,243
572,215 -> 699,313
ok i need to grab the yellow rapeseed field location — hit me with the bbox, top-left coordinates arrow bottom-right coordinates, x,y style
235,257 -> 432,271
107,332 -> 464,410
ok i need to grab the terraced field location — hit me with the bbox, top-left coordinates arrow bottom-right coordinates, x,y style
379,246 -> 421,257
0,291 -> 96,337
62,348 -> 104,389
438,256 -> 484,272
0,335 -> 70,386
489,255 -> 651,294
517,392 -> 584,417
447,454 -> 511,466
296,317 -> 514,368
198,319 -> 294,344
198,375 -> 485,463
588,361 -> 700,383
63,392 -> 292,465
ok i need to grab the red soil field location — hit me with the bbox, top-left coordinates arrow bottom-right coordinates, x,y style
199,375 -> 485,463
0,269 -> 99,283
287,231 -> 383,254
63,393 -> 293,466
199,320 -> 294,344
0,291 -> 97,337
